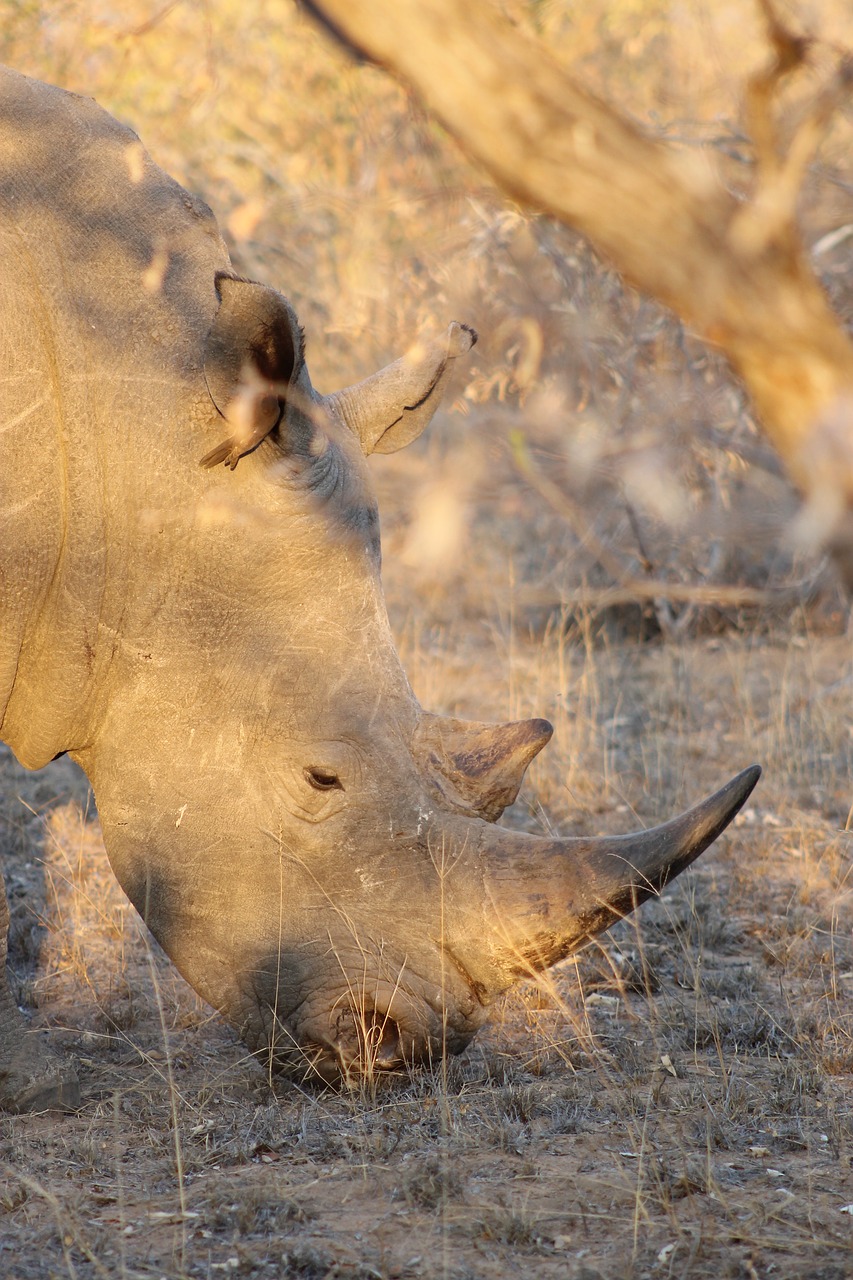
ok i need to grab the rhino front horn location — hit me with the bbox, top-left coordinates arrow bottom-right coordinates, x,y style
480,765 -> 761,976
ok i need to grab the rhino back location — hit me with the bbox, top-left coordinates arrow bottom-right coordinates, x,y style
0,65 -> 227,359
0,66 -> 229,765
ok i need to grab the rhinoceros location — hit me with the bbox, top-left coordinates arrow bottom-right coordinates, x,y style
0,65 -> 759,1112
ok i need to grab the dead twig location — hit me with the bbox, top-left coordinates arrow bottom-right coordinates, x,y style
733,3 -> 853,256
517,580 -> 810,613
509,430 -> 634,586
509,430 -> 801,627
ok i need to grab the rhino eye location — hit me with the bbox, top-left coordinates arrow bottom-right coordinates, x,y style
304,766 -> 343,792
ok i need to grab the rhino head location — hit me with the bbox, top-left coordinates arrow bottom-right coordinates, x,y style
0,65 -> 759,1092
79,273 -> 757,1084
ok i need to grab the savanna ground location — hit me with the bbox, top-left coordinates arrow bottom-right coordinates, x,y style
2,2 -> 853,1277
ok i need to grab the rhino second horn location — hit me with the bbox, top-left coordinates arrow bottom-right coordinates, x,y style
325,321 -> 477,455
416,713 -> 553,821
479,765 -> 761,978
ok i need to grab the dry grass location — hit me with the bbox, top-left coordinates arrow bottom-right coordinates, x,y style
2,2 -> 853,1277
1,626 -> 851,1279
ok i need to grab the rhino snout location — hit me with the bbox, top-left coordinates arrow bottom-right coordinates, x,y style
238,951 -> 485,1086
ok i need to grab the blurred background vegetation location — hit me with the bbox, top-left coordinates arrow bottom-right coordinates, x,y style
3,0 -> 853,638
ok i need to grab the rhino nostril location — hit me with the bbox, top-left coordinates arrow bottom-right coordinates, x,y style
334,1005 -> 402,1070
364,1013 -> 401,1067
364,1021 -> 384,1049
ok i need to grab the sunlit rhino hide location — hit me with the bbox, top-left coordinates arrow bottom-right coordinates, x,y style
0,65 -> 760,1112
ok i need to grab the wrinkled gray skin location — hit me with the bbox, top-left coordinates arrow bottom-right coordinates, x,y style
0,66 -> 760,1113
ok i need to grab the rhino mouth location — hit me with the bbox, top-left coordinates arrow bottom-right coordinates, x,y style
241,959 -> 486,1086
283,997 -> 476,1086
319,1002 -> 410,1083
259,1003 -> 420,1086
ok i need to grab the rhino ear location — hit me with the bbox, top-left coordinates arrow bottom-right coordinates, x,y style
415,714 -> 553,822
200,273 -> 303,470
324,322 -> 477,456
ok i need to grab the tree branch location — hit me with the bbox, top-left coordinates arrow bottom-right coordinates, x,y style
306,0 -> 853,588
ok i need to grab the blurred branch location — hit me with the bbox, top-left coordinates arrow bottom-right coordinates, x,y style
123,1 -> 185,38
509,431 -> 806,623
306,0 -> 853,591
732,3 -> 853,257
705,427 -> 786,480
509,430 -> 634,585
519,581 -> 813,612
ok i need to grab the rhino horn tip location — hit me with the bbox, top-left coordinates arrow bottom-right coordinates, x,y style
532,717 -> 553,744
723,763 -> 762,807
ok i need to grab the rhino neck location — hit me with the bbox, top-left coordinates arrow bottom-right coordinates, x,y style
0,66 -> 227,770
